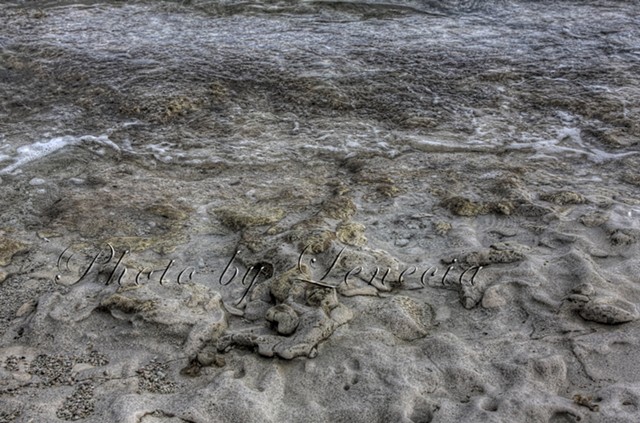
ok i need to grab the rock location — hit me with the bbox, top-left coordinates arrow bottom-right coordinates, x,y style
515,203 -> 553,217
270,265 -> 310,303
336,222 -> 367,247
15,300 -> 37,317
0,237 -> 27,266
244,299 -> 272,321
376,183 -> 401,197
376,296 -> 433,341
442,196 -> 485,217
100,294 -> 156,314
298,230 -> 336,254
571,283 -> 595,297
442,196 -> 517,217
578,298 -> 638,324
306,286 -> 339,310
218,302 -> 353,360
464,244 -> 526,266
580,211 -> 608,227
540,190 -> 586,205
213,204 -> 285,230
609,229 -> 639,246
266,304 -> 300,335
434,220 -> 452,236
394,238 -> 410,247
338,283 -> 379,297
321,195 -> 357,220
460,277 -> 489,310
197,349 -> 226,367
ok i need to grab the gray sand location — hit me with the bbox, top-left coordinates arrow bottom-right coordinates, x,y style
1,1 -> 640,422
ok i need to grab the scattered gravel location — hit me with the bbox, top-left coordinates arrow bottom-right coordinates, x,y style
29,354 -> 76,387
4,355 -> 21,372
56,382 -> 95,421
28,351 -> 109,387
0,410 -> 21,423
136,359 -> 176,394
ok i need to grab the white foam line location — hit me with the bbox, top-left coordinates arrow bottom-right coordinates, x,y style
0,134 -> 119,175
509,137 -> 639,164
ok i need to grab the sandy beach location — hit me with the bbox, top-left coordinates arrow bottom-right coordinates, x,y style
1,1 -> 640,421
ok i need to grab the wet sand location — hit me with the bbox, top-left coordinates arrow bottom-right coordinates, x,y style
1,1 -> 640,422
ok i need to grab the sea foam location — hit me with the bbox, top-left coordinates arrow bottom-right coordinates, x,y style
0,134 -> 119,175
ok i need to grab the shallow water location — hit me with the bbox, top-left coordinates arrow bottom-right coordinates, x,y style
1,1 -> 638,172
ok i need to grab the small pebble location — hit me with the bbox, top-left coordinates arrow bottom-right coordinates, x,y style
395,238 -> 410,247
29,177 -> 46,186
